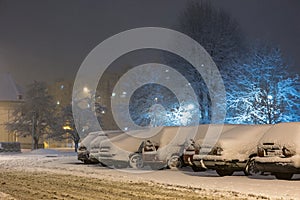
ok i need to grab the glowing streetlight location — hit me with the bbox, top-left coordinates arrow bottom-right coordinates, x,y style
83,87 -> 90,93
186,103 -> 195,110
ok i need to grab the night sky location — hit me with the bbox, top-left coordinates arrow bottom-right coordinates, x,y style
0,0 -> 299,85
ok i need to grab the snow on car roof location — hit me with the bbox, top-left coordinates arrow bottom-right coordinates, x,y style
100,127 -> 176,152
219,124 -> 273,141
211,124 -> 273,160
80,130 -> 123,148
89,131 -> 123,148
194,124 -> 238,147
80,131 -> 102,147
100,125 -> 238,153
258,122 -> 300,152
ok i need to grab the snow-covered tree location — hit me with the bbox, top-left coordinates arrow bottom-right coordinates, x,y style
164,0 -> 245,123
50,104 -> 81,152
129,83 -> 199,127
72,89 -> 105,137
6,81 -> 57,149
226,44 -> 300,124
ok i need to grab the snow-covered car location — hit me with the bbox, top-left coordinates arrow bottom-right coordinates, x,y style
193,124 -> 272,176
182,124 -> 237,172
78,130 -> 121,164
251,122 -> 300,180
129,137 -> 193,170
77,131 -> 100,164
97,126 -> 200,169
87,130 -> 123,164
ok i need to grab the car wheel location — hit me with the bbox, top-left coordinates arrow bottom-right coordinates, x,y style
216,169 -> 234,176
274,173 -> 293,180
244,159 -> 260,176
167,155 -> 183,170
129,154 -> 144,169
83,160 -> 92,164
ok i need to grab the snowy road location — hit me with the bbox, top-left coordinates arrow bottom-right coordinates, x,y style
0,151 -> 300,199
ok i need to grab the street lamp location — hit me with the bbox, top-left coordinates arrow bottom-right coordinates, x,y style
83,87 -> 90,93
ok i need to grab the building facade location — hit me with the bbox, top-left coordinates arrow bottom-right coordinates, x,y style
0,73 -> 27,145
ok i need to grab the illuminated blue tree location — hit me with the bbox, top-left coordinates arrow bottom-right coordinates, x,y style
226,44 -> 300,124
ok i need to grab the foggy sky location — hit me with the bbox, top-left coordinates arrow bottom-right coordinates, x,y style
0,0 -> 299,85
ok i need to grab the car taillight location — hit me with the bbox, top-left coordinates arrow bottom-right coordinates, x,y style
282,146 -> 295,158
216,147 -> 223,155
210,147 -> 223,156
257,146 -> 265,157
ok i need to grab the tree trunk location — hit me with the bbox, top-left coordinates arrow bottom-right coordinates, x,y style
33,137 -> 39,150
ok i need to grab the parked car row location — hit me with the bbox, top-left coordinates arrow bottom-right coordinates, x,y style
77,122 -> 300,180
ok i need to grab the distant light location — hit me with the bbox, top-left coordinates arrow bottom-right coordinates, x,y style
124,127 -> 128,131
201,64 -> 204,67
60,85 -> 64,89
111,92 -> 116,97
83,87 -> 90,93
267,95 -> 273,100
154,97 -> 158,102
63,125 -> 71,130
165,69 -> 169,72
87,103 -> 90,108
120,91 -> 127,98
56,101 -> 60,105
101,110 -> 105,114
186,103 -> 195,110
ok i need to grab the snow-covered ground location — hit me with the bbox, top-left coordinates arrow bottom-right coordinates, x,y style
0,149 -> 300,199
